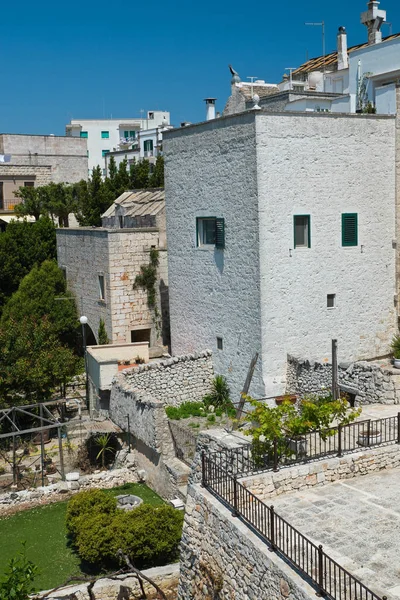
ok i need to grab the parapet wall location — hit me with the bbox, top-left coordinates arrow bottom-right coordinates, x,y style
241,443 -> 400,501
286,355 -> 400,404
120,350 -> 214,407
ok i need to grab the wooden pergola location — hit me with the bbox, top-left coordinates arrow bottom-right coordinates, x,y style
0,400 -> 67,486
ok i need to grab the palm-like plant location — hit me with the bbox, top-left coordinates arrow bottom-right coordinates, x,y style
95,434 -> 114,469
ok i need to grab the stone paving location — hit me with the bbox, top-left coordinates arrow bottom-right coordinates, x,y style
271,466 -> 400,599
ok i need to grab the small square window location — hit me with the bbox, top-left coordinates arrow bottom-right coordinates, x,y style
98,275 -> 105,300
196,217 -> 225,249
217,337 -> 223,350
327,294 -> 336,309
101,131 -> 109,139
294,215 -> 311,248
148,112 -> 154,119
102,149 -> 110,157
24,181 -> 34,187
80,131 -> 88,138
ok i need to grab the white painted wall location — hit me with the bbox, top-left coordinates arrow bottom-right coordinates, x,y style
255,112 -> 397,396
165,113 -> 265,402
376,83 -> 397,115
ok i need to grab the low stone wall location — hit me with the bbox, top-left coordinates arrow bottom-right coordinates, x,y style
240,443 -> 400,501
286,355 -> 400,405
120,350 -> 214,407
0,463 -> 137,517
34,563 -> 179,600
178,484 -> 316,600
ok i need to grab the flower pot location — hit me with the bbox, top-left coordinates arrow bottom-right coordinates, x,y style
275,395 -> 297,406
358,430 -> 382,447
287,436 -> 308,457
394,358 -> 400,369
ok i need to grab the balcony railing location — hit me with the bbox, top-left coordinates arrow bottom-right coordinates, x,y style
0,198 -> 22,211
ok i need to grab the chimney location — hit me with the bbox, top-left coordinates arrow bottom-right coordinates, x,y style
204,98 -> 217,121
337,27 -> 348,70
361,1 -> 386,44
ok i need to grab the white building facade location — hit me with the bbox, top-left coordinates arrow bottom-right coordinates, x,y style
65,111 -> 170,176
164,110 -> 397,401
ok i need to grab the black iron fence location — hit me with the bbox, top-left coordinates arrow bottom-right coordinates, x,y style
202,453 -> 386,600
213,414 -> 400,478
168,420 -> 198,466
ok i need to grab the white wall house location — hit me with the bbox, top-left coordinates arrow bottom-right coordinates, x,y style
104,124 -> 173,176
65,111 -> 170,176
224,2 -> 400,118
164,110 -> 397,402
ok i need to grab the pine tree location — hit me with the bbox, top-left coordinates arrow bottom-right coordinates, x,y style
98,318 -> 110,345
149,155 -> 164,188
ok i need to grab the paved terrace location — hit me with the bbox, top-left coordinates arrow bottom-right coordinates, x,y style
271,466 -> 400,600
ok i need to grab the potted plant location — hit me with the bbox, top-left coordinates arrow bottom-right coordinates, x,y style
391,335 -> 400,369
358,424 -> 382,447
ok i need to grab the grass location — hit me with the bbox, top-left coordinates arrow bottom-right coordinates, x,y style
0,483 -> 165,592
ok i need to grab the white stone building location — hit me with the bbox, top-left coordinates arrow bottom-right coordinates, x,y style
224,2 -> 400,117
65,112 -> 170,176
104,124 -> 173,176
164,110 -> 397,402
57,189 -> 169,353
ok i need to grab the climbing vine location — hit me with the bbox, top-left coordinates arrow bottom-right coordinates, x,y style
133,248 -> 161,334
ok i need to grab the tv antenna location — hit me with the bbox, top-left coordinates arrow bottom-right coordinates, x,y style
246,76 -> 258,98
285,68 -> 297,90
305,21 -> 326,92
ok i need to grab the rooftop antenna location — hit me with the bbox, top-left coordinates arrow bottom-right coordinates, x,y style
305,21 -> 326,92
285,68 -> 297,90
246,76 -> 258,99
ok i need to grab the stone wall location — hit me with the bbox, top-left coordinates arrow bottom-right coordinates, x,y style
34,563 -> 179,600
286,354 -> 400,404
109,351 -> 213,499
120,350 -> 214,407
0,164 -> 52,186
0,464 -> 137,517
178,484 -> 316,600
57,228 -> 167,348
240,443 -> 400,502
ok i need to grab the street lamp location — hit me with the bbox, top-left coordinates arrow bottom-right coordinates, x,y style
79,316 -> 89,411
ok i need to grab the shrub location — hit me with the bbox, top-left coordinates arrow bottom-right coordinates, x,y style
391,334 -> 400,359
207,414 -> 216,423
165,402 -> 205,420
0,544 -> 38,600
165,406 -> 181,420
203,375 -> 234,413
75,513 -> 116,565
66,489 -> 117,537
109,505 -> 184,567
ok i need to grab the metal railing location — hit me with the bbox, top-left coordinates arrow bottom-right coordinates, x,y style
215,414 -> 400,478
202,453 -> 386,600
168,420 -> 198,466
0,198 -> 22,211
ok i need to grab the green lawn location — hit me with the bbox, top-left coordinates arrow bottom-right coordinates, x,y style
0,483 -> 165,591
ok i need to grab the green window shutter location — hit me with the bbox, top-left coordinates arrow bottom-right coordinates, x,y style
215,218 -> 225,249
80,131 -> 88,138
342,213 -> 358,246
196,218 -> 200,247
101,131 -> 109,139
129,130 -> 136,138
124,130 -> 129,138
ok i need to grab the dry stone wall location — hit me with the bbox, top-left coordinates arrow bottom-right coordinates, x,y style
121,350 -> 214,407
178,484 -> 316,600
0,463 -> 137,517
34,563 -> 179,600
286,355 -> 400,404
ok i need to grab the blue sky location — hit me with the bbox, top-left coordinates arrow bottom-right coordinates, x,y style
1,0 -> 398,134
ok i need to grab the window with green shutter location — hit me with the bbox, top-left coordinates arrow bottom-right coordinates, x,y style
124,131 -> 129,138
129,130 -> 136,138
196,217 -> 225,249
80,131 -> 88,138
102,149 -> 110,157
101,131 -> 109,139
342,213 -> 358,247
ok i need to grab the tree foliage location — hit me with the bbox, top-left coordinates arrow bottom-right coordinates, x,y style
66,489 -> 117,537
15,183 -> 77,227
98,318 -> 110,345
1,260 -> 79,349
0,217 -> 56,312
0,316 -> 79,406
0,544 -> 38,600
